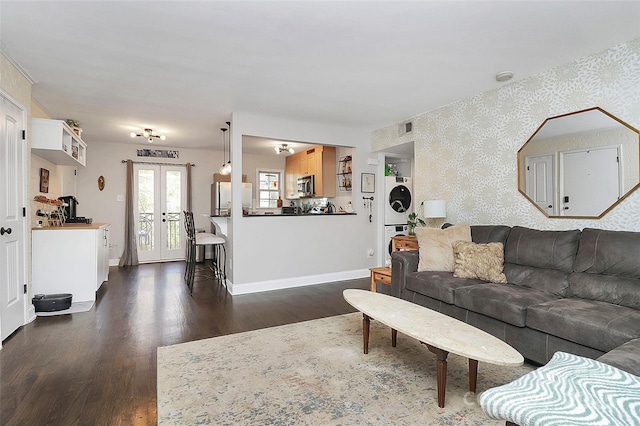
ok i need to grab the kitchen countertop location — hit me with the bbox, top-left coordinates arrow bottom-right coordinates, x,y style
243,212 -> 357,217
32,222 -> 110,230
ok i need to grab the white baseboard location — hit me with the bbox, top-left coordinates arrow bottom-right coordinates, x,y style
227,269 -> 370,295
26,304 -> 36,324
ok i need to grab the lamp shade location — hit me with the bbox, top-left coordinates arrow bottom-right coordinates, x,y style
424,200 -> 446,218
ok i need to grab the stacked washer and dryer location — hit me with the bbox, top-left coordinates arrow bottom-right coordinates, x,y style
384,176 -> 413,264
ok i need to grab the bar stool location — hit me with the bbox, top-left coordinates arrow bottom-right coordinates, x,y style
183,211 -> 226,293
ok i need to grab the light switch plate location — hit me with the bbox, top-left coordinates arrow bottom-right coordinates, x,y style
116,195 -> 125,202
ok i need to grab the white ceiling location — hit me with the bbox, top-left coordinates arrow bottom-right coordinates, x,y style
2,1 -> 639,151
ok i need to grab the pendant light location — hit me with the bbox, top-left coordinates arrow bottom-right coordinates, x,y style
220,121 -> 232,175
219,127 -> 230,175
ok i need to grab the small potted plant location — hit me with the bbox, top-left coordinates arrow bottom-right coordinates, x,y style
407,201 -> 426,236
392,200 -> 426,235
65,119 -> 82,137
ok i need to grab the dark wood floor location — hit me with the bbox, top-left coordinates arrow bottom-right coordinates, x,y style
0,262 -> 368,425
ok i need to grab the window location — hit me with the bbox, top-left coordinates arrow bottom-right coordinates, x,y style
258,170 -> 281,208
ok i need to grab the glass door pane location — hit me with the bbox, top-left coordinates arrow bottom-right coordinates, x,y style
138,168 -> 156,254
163,169 -> 183,253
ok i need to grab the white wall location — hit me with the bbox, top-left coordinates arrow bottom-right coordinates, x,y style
76,141 -> 221,263
373,38 -> 640,232
227,112 -> 377,293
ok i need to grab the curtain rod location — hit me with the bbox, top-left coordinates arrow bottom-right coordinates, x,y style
121,160 -> 195,167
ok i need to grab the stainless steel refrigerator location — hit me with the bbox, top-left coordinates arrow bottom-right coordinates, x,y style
211,182 -> 253,216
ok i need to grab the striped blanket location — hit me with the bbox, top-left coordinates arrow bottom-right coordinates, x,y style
479,351 -> 640,425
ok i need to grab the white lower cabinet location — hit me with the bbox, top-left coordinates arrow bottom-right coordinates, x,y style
32,224 -> 110,303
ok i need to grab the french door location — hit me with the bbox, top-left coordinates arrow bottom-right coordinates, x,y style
134,164 -> 186,263
0,93 -> 26,341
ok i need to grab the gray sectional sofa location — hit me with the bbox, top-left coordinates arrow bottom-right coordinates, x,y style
390,225 -> 640,376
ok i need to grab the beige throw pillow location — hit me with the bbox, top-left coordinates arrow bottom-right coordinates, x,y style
452,241 -> 507,284
415,224 -> 472,272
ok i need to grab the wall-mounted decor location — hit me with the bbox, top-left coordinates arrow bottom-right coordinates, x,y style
518,107 -> 640,219
98,176 -> 105,191
361,173 -> 375,193
39,168 -> 49,193
137,149 -> 179,158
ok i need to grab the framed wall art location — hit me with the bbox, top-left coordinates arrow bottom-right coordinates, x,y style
39,168 -> 49,193
361,173 -> 375,193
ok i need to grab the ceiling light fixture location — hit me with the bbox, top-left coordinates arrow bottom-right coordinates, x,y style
495,71 -> 514,82
130,128 -> 166,143
275,144 -> 294,154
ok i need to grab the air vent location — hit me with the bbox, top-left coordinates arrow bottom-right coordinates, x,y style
398,121 -> 413,136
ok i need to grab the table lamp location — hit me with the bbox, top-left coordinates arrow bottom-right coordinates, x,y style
424,200 -> 446,220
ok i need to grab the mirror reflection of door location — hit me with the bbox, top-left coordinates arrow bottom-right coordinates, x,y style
561,146 -> 621,216
525,154 -> 555,216
134,164 -> 186,263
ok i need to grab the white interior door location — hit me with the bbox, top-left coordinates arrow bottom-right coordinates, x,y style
0,94 -> 26,341
134,164 -> 186,263
525,154 -> 555,215
561,147 -> 620,216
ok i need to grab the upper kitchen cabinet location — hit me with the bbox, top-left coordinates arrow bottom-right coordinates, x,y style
284,145 -> 336,199
31,118 -> 87,167
313,145 -> 336,198
285,154 -> 300,199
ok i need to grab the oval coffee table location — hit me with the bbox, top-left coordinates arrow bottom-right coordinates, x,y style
343,289 -> 524,408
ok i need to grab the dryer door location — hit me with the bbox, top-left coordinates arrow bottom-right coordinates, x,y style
388,184 -> 412,213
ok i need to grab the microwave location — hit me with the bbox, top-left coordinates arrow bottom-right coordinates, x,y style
297,175 -> 315,198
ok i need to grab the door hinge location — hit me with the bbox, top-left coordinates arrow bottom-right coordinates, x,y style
23,284 -> 27,294
22,130 -> 26,140
23,207 -> 26,217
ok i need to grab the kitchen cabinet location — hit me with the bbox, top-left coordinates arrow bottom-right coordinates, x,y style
32,223 -> 110,303
300,149 -> 316,176
285,154 -> 300,199
284,145 -> 336,199
313,145 -> 336,197
31,118 -> 87,167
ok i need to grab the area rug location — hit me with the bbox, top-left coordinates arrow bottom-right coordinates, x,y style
157,313 -> 534,425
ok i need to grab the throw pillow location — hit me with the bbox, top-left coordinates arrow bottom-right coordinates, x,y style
452,241 -> 507,283
415,224 -> 472,272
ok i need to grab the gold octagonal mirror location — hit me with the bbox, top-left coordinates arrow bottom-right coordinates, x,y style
518,107 -> 640,218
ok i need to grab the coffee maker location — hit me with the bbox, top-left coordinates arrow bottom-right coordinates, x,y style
58,196 -> 92,224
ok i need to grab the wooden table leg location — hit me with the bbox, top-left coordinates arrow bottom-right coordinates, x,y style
363,314 -> 370,354
469,359 -> 478,394
391,328 -> 397,347
425,344 -> 449,408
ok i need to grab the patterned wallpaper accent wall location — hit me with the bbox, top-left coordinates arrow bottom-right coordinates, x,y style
0,53 -> 32,109
372,38 -> 640,231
